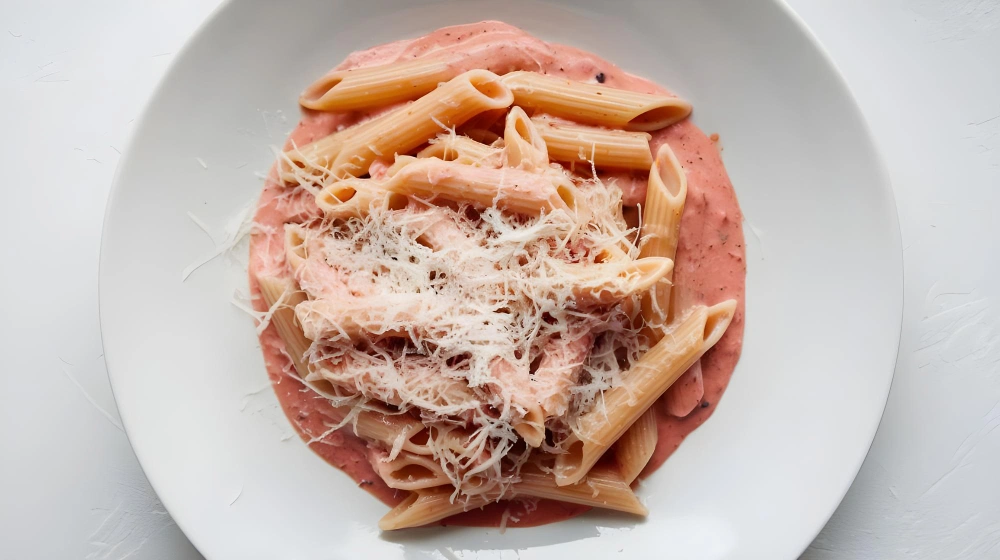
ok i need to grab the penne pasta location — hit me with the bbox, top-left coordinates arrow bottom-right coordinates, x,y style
552,257 -> 673,307
283,224 -> 309,274
294,294 -> 438,341
300,57 -> 460,111
554,300 -> 737,486
640,143 -> 688,337
383,157 -> 577,216
314,177 -> 409,220
379,487 -> 494,530
532,116 -> 653,170
490,358 -> 545,447
502,106 -> 549,171
515,462 -> 647,515
257,275 -> 312,378
280,109 -> 397,186
513,405 -> 546,448
501,71 -> 692,131
535,332 -> 594,419
378,461 -> 646,530
614,408 -> 658,484
329,70 -> 514,178
371,448 -> 453,491
417,134 -> 502,166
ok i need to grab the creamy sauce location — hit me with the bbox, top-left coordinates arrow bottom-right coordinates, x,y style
249,21 -> 745,528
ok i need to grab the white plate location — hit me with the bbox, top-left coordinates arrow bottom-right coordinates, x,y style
99,1 -> 901,558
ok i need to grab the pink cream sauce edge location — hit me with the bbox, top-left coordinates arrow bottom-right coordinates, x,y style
248,21 -> 746,529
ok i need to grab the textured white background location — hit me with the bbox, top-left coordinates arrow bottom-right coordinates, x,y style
0,1 -> 997,558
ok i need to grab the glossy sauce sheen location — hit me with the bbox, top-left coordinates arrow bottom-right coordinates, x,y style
249,21 -> 745,528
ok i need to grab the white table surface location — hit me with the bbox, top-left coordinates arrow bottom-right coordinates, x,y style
1,1 -> 997,558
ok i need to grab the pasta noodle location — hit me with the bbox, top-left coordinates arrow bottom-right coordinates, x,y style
329,70 -> 513,178
417,134 -> 502,166
502,106 -> 549,171
502,71 -> 692,131
300,57 -> 460,111
370,448 -> 454,491
639,143 -> 688,336
314,177 -> 408,220
553,257 -> 673,306
532,116 -> 654,170
614,408 -> 658,484
257,276 -> 311,378
554,300 -> 738,486
378,462 -> 646,530
382,157 -> 578,215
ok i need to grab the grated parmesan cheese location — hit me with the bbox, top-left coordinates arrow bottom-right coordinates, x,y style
274,148 -> 652,498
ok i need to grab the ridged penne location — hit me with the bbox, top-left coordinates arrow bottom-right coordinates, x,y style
614,408 -> 658,484
515,462 -> 646,515
294,295 -> 437,341
503,106 -> 549,172
490,358 -> 545,447
383,157 -> 577,216
532,116 -> 653,170
280,109 -> 397,185
371,449 -> 453,491
379,487 -> 494,530
640,144 -> 688,336
554,300 -> 737,486
257,275 -> 312,378
283,224 -> 309,274
314,178 -> 409,220
300,57 -> 460,111
513,405 -> 545,448
552,257 -> 673,306
378,461 -> 646,530
417,134 -> 501,167
329,70 -> 513,178
535,332 -> 594,418
501,71 -> 692,131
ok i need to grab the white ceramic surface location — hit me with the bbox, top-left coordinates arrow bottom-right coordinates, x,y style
98,0 -> 901,558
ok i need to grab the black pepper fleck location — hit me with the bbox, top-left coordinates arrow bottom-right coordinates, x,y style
595,72 -> 606,83
701,401 -> 711,408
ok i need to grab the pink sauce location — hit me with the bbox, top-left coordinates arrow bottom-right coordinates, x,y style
249,21 -> 745,528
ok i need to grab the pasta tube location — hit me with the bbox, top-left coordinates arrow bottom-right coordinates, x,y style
532,116 -> 653,170
502,71 -> 692,131
614,408 -> 658,484
417,133 -> 501,166
502,106 -> 549,171
383,157 -> 577,216
300,57 -> 460,111
378,462 -> 646,530
330,70 -> 513,178
554,300 -> 737,486
639,143 -> 688,336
